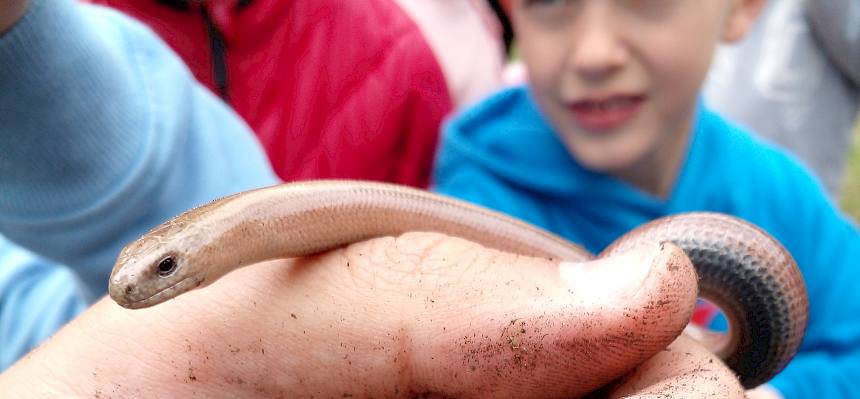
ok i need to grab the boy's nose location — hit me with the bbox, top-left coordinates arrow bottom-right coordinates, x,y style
568,6 -> 628,81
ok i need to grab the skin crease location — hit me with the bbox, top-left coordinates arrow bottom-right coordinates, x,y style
513,0 -> 764,198
0,233 -> 745,398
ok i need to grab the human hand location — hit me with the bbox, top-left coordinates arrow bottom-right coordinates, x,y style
0,0 -> 29,35
0,233 -> 743,398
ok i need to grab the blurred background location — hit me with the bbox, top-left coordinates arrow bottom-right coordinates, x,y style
842,122 -> 860,221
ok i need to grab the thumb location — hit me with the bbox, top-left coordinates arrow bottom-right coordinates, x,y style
380,233 -> 698,397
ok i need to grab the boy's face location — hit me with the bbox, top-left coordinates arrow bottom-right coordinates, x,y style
512,0 -> 760,193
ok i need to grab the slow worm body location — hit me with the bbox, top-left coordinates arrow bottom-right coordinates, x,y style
109,180 -> 808,389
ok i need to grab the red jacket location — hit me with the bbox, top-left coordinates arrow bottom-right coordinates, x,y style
90,0 -> 452,188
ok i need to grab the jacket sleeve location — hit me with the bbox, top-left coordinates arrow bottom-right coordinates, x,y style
766,160 -> 860,398
0,0 -> 278,368
0,238 -> 87,370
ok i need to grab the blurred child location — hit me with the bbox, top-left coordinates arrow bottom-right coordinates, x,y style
434,1 -> 860,398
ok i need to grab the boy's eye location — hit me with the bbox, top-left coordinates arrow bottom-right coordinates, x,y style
519,0 -> 580,27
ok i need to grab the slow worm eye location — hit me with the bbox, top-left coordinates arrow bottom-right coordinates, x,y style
157,256 -> 177,278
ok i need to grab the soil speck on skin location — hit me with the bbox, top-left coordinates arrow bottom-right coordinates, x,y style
291,313 -> 298,319
188,367 -> 197,382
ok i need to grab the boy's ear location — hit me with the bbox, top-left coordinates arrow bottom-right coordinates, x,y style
722,0 -> 766,43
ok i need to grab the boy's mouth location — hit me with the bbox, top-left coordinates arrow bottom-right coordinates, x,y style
567,95 -> 645,132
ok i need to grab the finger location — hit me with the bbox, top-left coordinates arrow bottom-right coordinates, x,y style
603,334 -> 745,399
0,232 -> 697,398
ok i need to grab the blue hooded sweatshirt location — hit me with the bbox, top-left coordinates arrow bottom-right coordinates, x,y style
433,86 -> 860,398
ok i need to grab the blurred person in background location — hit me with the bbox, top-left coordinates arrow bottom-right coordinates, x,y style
497,0 -> 860,196
86,0 -> 452,187
0,0 -> 278,369
704,0 -> 860,197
